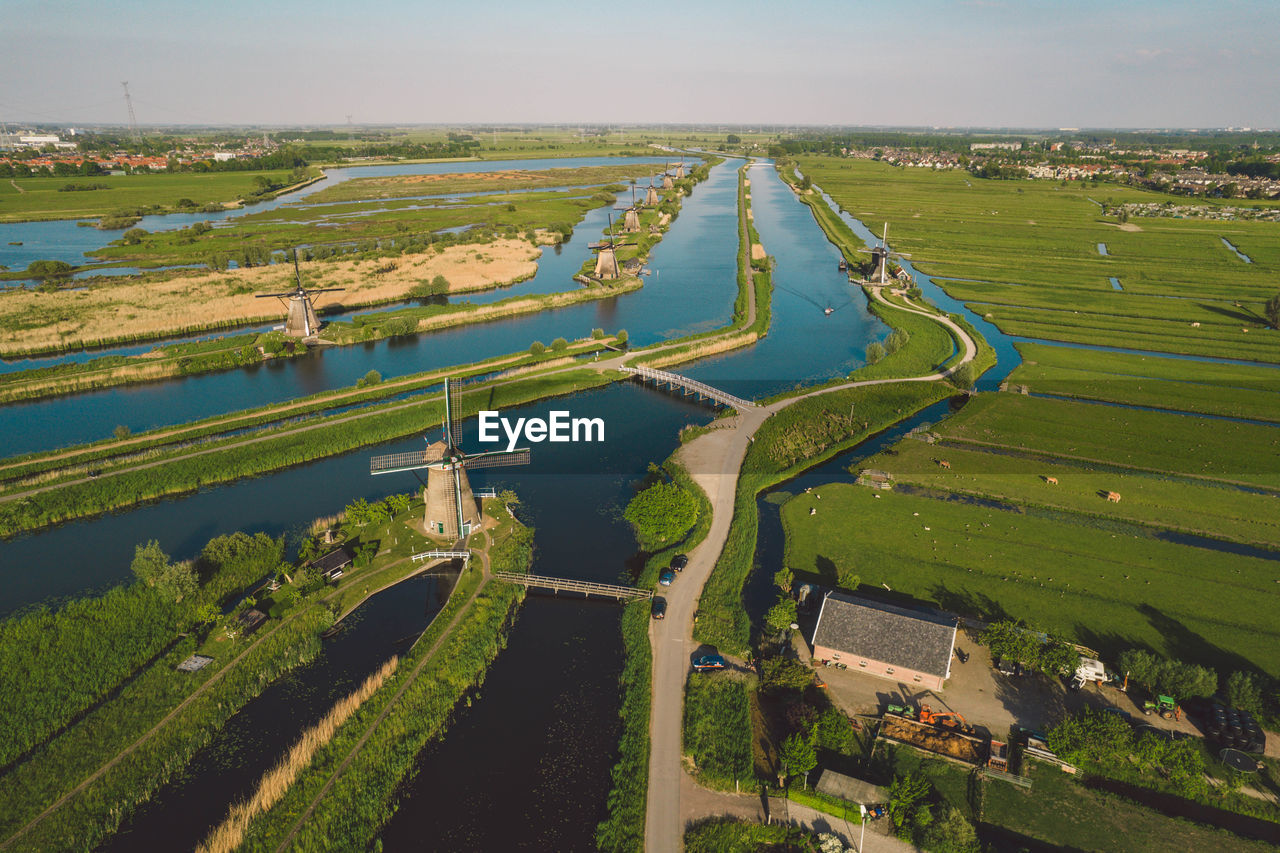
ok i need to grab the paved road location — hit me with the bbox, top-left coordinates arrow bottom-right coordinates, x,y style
644,291 -> 976,851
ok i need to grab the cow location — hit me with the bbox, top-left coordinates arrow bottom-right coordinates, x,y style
1105,491 -> 1121,503
938,460 -> 952,470
1044,476 -> 1059,485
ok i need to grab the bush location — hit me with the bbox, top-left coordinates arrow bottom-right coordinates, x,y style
355,370 -> 382,388
1117,648 -> 1218,699
121,228 -> 148,245
950,361 -> 976,390
866,341 -> 886,365
624,480 -> 699,551
550,337 -> 569,352
529,341 -> 546,355
27,259 -> 74,279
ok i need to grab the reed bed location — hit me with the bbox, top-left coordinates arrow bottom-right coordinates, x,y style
195,656 -> 399,853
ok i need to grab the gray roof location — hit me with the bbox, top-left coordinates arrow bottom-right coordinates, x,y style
811,592 -> 957,679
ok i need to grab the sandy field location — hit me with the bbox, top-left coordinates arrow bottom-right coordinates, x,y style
0,239 -> 541,354
750,243 -> 767,260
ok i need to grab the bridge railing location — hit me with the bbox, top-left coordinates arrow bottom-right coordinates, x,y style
493,571 -> 652,600
411,550 -> 471,563
621,365 -> 754,410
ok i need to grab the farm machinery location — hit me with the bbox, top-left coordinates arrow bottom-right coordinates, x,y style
1142,694 -> 1180,721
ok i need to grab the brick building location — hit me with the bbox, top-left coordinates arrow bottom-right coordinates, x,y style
810,592 -> 958,691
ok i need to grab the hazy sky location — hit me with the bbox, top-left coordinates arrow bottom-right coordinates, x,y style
3,0 -> 1277,128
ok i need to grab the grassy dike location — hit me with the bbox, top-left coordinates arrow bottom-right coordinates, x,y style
0,368 -> 614,538
0,339 -> 612,486
235,509 -> 532,851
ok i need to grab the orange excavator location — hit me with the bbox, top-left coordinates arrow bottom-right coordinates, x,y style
918,704 -> 971,733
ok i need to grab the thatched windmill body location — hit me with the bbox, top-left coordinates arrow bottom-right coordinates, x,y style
616,184 -> 642,233
644,179 -> 660,206
675,157 -> 686,179
369,378 -> 530,540
588,212 -> 636,280
661,162 -> 675,190
255,252 -> 343,338
862,222 -> 911,285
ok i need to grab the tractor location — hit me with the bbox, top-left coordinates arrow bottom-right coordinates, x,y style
1142,695 -> 1180,721
885,703 -> 916,720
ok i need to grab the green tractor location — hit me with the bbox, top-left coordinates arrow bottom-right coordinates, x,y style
1142,695 -> 1179,720
885,703 -> 916,720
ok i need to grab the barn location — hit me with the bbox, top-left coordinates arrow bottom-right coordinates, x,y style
810,591 -> 958,691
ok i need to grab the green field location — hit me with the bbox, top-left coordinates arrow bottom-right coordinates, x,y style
1008,342 -> 1280,421
933,394 -> 1280,490
781,484 -> 1280,676
0,170 -> 305,223
862,438 -> 1280,548
795,157 -> 1280,362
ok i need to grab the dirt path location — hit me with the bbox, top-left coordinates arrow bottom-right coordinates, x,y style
273,533 -> 495,851
9,180 -> 24,194
644,289 -> 975,852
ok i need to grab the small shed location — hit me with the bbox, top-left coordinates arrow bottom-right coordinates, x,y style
176,654 -> 214,673
235,608 -> 267,636
309,545 -> 354,580
815,769 -> 885,805
811,592 -> 958,691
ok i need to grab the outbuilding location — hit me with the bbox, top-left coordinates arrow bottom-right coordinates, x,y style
810,591 -> 958,691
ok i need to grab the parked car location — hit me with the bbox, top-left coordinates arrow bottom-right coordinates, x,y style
692,654 -> 727,672
658,569 -> 676,586
670,554 -> 689,572
994,658 -> 1022,677
651,597 -> 667,620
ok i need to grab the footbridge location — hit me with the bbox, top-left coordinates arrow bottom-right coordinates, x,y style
493,571 -> 652,601
411,550 -> 471,564
620,365 -> 754,410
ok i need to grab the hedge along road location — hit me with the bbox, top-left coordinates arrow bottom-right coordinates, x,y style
643,288 -> 976,853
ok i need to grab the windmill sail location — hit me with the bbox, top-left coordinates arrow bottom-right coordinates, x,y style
462,449 -> 532,469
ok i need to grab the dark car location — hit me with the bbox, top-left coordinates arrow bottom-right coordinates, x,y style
651,597 -> 667,620
670,554 -> 689,572
994,658 -> 1022,677
692,654 -> 727,672
658,569 -> 676,587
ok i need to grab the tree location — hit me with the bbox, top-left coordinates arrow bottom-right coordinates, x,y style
726,134 -> 741,144
623,480 -> 698,550
887,772 -> 931,833
1266,292 -> 1280,330
529,341 -> 546,355
550,337 -> 569,352
917,804 -> 980,853
356,370 -> 382,388
1047,708 -> 1133,765
837,567 -> 860,592
155,562 -> 197,603
131,539 -> 171,586
27,259 -> 73,280
950,361 -> 976,390
1226,671 -> 1265,715
765,595 -> 798,635
812,707 -> 857,754
865,341 -> 886,365
773,567 -> 794,594
760,657 -> 814,693
778,732 -> 816,781
113,424 -> 132,440
121,227 -> 147,245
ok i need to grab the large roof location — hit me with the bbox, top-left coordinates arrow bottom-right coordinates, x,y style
811,592 -> 957,680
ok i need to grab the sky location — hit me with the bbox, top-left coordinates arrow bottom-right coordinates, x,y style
2,0 -> 1278,129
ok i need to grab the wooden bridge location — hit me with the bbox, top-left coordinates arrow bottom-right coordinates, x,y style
620,365 -> 754,410
493,571 -> 652,601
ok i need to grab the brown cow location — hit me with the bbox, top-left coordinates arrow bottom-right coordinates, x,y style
1044,476 -> 1058,485
938,460 -> 952,470
1105,491 -> 1121,503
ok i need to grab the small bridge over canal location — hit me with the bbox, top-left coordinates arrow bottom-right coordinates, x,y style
620,365 -> 754,410
494,572 -> 652,601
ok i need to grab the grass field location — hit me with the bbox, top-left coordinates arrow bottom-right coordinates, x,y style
863,438 -> 1280,548
0,170 -> 305,223
933,394 -> 1280,490
796,157 -> 1280,362
1008,342 -> 1280,422
781,483 -> 1280,676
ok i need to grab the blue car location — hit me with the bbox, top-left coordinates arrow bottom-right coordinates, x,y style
659,569 -> 676,586
693,655 -> 727,672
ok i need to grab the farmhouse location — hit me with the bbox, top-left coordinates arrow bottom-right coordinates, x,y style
810,592 -> 958,691
308,544 -> 355,580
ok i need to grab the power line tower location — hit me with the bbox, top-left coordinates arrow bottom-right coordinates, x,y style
121,81 -> 141,144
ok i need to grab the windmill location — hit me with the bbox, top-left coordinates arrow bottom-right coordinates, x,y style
644,178 -> 661,206
615,183 -> 642,233
661,162 -> 675,191
255,251 -> 344,338
368,378 -> 530,540
588,213 -> 636,280
675,157 -> 686,179
858,223 -> 912,285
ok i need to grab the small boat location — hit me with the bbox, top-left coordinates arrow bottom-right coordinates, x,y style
824,307 -> 834,316
837,259 -> 847,271
7,242 -> 21,246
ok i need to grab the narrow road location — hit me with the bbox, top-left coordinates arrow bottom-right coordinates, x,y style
644,291 -> 976,851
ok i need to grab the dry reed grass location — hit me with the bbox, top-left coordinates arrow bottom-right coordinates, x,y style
0,240 -> 539,355
646,333 -> 758,370
194,656 -> 399,853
